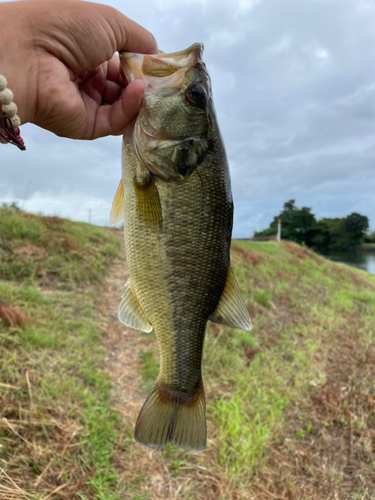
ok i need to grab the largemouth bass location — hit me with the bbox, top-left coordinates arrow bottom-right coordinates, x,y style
110,43 -> 251,451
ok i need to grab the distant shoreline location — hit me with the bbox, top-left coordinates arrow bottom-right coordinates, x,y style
235,238 -> 375,253
357,245 -> 375,253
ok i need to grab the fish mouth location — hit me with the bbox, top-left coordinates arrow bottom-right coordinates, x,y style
120,42 -> 203,65
120,43 -> 204,89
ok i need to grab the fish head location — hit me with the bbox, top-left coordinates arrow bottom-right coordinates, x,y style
120,44 -> 214,181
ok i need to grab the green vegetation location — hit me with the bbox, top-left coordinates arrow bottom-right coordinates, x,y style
0,203 -> 121,285
2,206 -> 375,499
0,206 -> 126,499
364,231 -> 375,244
255,199 -> 370,251
137,240 -> 375,498
139,348 -> 159,391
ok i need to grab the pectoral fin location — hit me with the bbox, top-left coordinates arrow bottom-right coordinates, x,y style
134,174 -> 162,227
110,180 -> 124,226
118,279 -> 153,333
209,266 -> 252,331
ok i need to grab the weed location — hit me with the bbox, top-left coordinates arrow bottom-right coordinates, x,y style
254,289 -> 270,308
0,214 -> 125,499
139,348 -> 159,391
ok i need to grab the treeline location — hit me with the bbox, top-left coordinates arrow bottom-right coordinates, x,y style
254,200 -> 374,252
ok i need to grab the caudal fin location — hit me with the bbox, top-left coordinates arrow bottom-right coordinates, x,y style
134,380 -> 206,450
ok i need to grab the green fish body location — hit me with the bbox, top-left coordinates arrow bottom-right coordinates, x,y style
110,44 -> 251,451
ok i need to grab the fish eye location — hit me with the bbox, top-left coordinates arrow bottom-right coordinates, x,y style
185,84 -> 207,108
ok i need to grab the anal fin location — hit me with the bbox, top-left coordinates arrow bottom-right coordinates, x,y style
118,279 -> 153,333
209,265 -> 252,331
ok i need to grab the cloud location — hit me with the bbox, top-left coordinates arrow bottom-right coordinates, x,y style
1,0 -> 375,236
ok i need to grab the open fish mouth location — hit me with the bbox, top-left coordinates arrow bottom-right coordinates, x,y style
120,43 -> 205,91
120,43 -> 212,181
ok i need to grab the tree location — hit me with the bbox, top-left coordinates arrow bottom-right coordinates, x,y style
255,202 -> 370,252
364,231 -> 375,244
255,200 -> 317,244
344,213 -> 369,247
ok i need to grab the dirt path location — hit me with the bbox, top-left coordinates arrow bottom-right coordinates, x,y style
99,256 -> 146,421
98,234 -> 190,499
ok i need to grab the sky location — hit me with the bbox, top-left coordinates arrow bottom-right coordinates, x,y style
1,0 -> 375,237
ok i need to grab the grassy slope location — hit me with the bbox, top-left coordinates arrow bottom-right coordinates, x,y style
138,241 -> 375,499
0,206 -> 124,499
1,206 -> 375,499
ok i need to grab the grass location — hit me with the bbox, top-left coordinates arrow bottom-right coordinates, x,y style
0,204 -> 121,286
136,239 -> 375,498
2,205 -> 375,499
0,206 -> 125,499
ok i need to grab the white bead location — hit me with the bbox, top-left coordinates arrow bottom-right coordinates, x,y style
0,88 -> 13,105
11,115 -> 21,128
0,75 -> 7,92
2,102 -> 18,117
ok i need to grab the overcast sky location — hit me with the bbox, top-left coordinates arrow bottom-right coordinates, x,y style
1,0 -> 375,237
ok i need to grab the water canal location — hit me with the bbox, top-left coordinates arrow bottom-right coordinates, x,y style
324,250 -> 375,276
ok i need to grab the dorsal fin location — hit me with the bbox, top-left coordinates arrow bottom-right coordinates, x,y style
118,279 -> 153,333
209,265 -> 252,331
110,180 -> 124,226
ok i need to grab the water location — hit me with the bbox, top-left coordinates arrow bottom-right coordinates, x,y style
324,250 -> 375,276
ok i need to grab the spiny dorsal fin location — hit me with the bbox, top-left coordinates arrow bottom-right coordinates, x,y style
209,265 -> 252,331
133,174 -> 162,227
110,180 -> 124,226
118,279 -> 153,333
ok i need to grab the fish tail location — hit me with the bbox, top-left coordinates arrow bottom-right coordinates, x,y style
134,379 -> 206,450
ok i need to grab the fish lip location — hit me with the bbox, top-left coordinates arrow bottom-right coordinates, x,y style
120,43 -> 208,92
120,43 -> 204,61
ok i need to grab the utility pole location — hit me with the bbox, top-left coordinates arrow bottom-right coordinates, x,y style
22,180 -> 31,209
277,219 -> 281,241
87,209 -> 92,224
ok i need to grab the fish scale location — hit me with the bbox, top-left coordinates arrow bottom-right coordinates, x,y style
111,43 -> 251,450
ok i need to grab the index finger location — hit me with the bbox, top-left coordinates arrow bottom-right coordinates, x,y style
96,3 -> 158,55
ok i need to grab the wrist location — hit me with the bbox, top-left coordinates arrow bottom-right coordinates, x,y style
0,1 -> 37,124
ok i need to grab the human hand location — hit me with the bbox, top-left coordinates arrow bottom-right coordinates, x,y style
0,0 -> 157,140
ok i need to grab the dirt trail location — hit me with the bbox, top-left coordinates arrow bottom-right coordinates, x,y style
98,230 -> 149,426
98,232 -> 189,499
99,256 -> 145,420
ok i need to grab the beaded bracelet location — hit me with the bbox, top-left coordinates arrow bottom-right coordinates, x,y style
0,75 -> 26,151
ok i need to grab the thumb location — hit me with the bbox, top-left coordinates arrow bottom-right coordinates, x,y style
89,79 -> 146,139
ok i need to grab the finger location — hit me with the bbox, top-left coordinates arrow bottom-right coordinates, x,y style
83,78 -> 145,139
94,3 -> 158,55
103,80 -> 122,104
107,55 -> 121,84
78,61 -> 122,105
34,1 -> 158,73
79,65 -> 107,106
